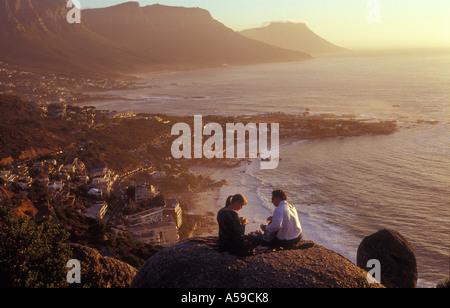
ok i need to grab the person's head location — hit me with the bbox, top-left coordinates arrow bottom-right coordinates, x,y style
271,189 -> 287,207
225,194 -> 247,211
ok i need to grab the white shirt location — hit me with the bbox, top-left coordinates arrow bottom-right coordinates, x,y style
266,200 -> 302,241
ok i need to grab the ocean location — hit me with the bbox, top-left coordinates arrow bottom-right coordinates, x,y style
86,49 -> 450,287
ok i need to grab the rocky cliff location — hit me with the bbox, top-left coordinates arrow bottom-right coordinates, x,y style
131,237 -> 383,288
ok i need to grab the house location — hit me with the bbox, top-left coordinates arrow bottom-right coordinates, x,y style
85,201 -> 108,219
91,167 -> 111,179
72,158 -> 86,172
90,178 -> 111,196
78,175 -> 90,184
88,188 -> 102,197
48,181 -> 64,193
0,170 -> 11,182
135,184 -> 157,204
60,164 -> 75,175
151,171 -> 166,180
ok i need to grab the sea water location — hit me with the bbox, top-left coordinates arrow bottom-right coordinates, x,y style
86,49 -> 450,287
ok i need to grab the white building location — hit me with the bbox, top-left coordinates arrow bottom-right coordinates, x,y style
125,206 -> 163,227
135,184 -> 157,204
127,216 -> 179,246
85,201 -> 108,219
88,188 -> 102,197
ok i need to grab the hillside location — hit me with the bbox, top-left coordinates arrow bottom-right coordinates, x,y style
0,0 -> 311,76
240,22 -> 348,55
0,94 -> 76,163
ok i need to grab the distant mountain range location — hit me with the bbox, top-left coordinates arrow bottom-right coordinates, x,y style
0,0 -> 312,76
240,22 -> 348,55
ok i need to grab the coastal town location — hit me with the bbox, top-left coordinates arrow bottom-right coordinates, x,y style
0,60 -> 401,273
0,151 -> 183,247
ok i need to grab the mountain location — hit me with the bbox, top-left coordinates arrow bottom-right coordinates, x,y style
0,1 -> 311,76
240,22 -> 348,55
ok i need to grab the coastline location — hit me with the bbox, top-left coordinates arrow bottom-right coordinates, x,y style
188,159 -> 272,237
186,137 -> 317,238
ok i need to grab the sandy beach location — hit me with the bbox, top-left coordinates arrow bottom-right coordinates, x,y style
189,158 -> 278,238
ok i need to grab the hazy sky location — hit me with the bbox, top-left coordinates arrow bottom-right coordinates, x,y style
81,0 -> 450,50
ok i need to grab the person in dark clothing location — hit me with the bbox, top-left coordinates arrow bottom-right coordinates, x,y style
217,194 -> 253,257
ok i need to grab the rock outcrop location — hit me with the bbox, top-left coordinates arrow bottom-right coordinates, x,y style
357,229 -> 418,288
70,244 -> 138,288
131,237 -> 383,288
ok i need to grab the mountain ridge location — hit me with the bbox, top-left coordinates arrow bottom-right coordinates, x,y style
0,0 -> 311,77
240,21 -> 348,55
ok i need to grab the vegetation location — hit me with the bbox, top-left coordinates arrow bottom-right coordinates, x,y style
52,205 -> 159,269
0,202 -> 72,288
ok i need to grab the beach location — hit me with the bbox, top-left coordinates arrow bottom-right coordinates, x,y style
188,159 -> 274,237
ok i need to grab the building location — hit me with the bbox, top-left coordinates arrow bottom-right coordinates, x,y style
48,181 -> 64,193
151,171 -> 166,180
90,177 -> 112,195
135,184 -> 157,204
124,207 -> 163,227
91,167 -> 111,179
72,158 -> 86,173
0,170 -> 11,182
163,198 -> 182,228
85,201 -> 108,219
127,216 -> 179,246
90,167 -> 112,196
88,188 -> 102,197
59,164 -> 75,175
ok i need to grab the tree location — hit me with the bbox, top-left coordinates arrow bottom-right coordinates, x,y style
0,203 -> 72,288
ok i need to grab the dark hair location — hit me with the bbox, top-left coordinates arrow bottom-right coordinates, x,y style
225,194 -> 246,207
272,189 -> 287,201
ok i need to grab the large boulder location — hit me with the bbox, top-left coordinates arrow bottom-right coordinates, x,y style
69,244 -> 138,288
357,229 -> 417,288
131,237 -> 383,288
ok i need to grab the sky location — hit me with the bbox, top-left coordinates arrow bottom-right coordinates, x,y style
80,0 -> 450,50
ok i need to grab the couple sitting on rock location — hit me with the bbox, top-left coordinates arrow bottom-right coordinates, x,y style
217,189 -> 303,257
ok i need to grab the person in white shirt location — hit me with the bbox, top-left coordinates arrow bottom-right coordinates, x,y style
260,189 -> 302,248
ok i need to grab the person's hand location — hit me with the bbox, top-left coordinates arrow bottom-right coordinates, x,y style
240,217 -> 248,225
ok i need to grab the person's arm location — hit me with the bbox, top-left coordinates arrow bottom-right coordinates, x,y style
230,212 -> 245,236
265,207 -> 283,233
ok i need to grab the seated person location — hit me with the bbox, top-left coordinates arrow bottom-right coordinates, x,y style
217,194 -> 253,257
260,190 -> 302,249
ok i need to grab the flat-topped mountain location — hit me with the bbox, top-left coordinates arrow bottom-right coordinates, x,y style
0,0 -> 311,76
240,22 -> 348,55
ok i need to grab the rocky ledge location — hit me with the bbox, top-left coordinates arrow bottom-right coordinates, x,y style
131,237 -> 384,288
